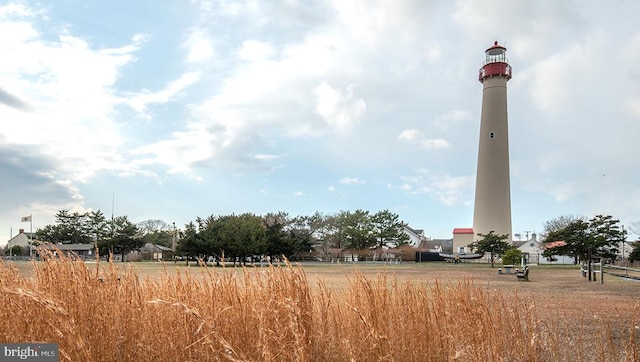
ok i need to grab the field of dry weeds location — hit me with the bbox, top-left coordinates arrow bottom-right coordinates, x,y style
1,256 -> 638,361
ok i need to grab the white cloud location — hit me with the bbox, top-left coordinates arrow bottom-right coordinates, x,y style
442,110 -> 471,123
0,3 -> 38,18
131,122 -> 217,176
398,129 -> 420,141
127,71 -> 202,114
396,169 -> 474,206
397,129 -> 450,150
314,82 -> 366,134
627,98 -> 640,120
183,28 -> 215,64
254,154 -> 279,161
422,139 -> 450,150
294,191 -> 303,197
520,34 -> 607,112
452,1 -> 582,60
340,177 -> 365,185
238,40 -> 275,62
0,13 -> 145,182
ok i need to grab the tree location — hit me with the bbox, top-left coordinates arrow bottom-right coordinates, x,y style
342,210 -> 376,250
263,212 -> 291,262
6,245 -> 24,256
502,248 -> 523,266
203,213 -> 267,266
542,219 -> 589,262
469,231 -> 511,267
541,214 -> 585,240
586,215 -> 623,260
87,210 -> 108,245
176,221 -> 201,265
629,242 -> 640,263
98,216 -> 142,261
137,219 -> 173,247
137,219 -> 169,235
371,210 -> 408,248
35,209 -> 94,244
629,221 -> 640,237
542,215 -> 623,263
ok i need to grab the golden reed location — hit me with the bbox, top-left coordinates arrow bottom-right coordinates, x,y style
0,249 -> 636,361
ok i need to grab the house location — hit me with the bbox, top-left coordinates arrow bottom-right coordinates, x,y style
5,229 -> 40,256
139,243 -> 174,261
513,233 -> 542,264
375,225 -> 426,248
39,243 -> 96,260
417,238 -> 453,253
452,228 -> 475,254
514,236 -> 575,265
401,226 -> 427,247
618,241 -> 636,265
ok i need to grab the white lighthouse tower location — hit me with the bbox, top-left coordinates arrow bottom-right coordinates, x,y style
472,41 -> 513,242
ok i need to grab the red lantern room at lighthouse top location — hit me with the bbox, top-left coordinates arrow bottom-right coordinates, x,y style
479,41 -> 512,82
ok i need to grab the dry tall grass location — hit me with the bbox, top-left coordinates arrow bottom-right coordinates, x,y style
0,250 -> 637,361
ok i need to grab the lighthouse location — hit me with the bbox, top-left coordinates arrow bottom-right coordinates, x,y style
472,41 -> 513,242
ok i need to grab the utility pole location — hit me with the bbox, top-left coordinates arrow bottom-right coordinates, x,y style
621,225 -> 625,267
172,222 -> 176,252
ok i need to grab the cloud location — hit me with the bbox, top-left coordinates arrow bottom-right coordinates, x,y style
0,9 -> 144,183
452,1 -> 582,59
238,40 -> 275,62
254,154 -> 279,161
520,34 -> 607,112
0,142 -> 86,228
127,71 -> 202,114
340,177 -> 366,186
437,110 -> 472,129
183,28 -> 215,64
394,169 -> 474,206
397,129 -> 450,150
313,82 -> 366,134
398,129 -> 420,141
123,0 -> 443,176
0,87 -> 33,112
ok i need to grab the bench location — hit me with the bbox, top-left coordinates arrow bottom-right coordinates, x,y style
501,265 -> 514,274
516,267 -> 529,281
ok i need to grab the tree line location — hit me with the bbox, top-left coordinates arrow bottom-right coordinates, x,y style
23,209 -> 409,262
455,214 -> 640,267
11,209 -> 640,265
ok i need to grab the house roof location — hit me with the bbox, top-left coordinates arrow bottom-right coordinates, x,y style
142,243 -> 174,252
404,226 -> 424,236
41,243 -> 95,251
544,240 -> 566,249
7,233 -> 39,246
453,228 -> 474,234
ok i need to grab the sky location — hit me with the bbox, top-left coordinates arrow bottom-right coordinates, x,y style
2,0 -> 640,244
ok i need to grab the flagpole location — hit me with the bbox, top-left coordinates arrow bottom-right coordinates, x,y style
29,214 -> 33,257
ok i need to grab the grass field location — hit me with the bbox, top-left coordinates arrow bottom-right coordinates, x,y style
8,260 -> 640,334
1,257 -> 639,361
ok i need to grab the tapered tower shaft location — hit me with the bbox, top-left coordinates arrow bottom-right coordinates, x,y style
473,41 -> 513,241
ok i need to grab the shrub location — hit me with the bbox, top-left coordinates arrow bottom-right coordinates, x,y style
502,247 -> 523,266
